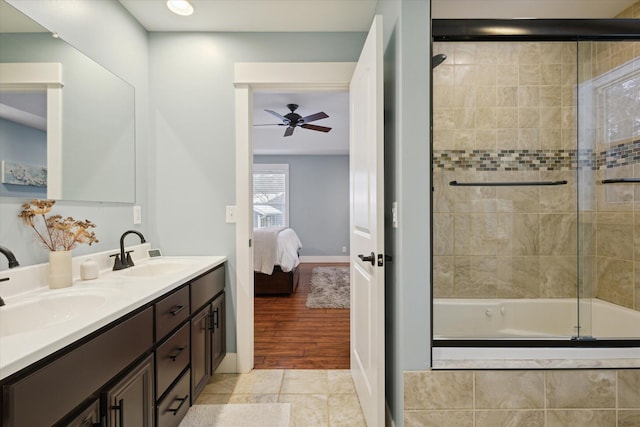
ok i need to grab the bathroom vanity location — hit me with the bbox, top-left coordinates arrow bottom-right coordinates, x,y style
0,255 -> 226,427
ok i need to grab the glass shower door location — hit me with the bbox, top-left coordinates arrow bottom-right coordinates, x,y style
576,39 -> 640,340
432,40 -> 581,340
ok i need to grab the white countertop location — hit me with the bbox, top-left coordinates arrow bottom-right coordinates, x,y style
0,255 -> 226,380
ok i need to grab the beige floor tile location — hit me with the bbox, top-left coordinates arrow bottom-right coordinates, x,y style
279,393 -> 329,427
328,370 -> 356,394
281,369 -> 329,394
328,394 -> 366,427
194,393 -> 231,404
234,369 -> 284,394
205,369 -> 368,426
202,373 -> 241,394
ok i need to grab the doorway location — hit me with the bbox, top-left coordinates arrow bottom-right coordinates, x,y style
251,89 -> 351,369
233,62 -> 356,374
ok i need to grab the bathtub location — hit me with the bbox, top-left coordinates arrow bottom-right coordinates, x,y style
432,298 -> 640,369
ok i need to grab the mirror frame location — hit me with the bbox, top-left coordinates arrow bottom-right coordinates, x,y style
0,62 -> 63,198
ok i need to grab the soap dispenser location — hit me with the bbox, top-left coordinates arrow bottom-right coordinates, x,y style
80,259 -> 99,280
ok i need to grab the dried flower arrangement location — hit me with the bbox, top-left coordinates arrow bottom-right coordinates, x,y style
18,199 -> 98,251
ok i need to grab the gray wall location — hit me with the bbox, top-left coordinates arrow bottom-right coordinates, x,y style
1,0 -> 149,267
254,155 -> 349,257
148,32 -> 366,353
0,118 -> 47,198
0,3 -> 433,426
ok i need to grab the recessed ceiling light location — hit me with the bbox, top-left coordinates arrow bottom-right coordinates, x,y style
167,0 -> 194,16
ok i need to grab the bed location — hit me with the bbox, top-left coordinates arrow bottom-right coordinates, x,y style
253,227 -> 302,295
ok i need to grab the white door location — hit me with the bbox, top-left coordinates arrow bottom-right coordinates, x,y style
350,15 -> 384,427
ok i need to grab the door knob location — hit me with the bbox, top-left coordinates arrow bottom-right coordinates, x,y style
358,252 -> 375,265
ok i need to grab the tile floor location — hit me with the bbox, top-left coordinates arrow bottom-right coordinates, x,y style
194,369 -> 367,426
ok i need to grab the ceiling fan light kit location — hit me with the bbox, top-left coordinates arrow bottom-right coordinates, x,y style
258,103 -> 332,137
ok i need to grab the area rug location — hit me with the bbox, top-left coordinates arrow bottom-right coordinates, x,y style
306,266 -> 350,309
179,403 -> 290,427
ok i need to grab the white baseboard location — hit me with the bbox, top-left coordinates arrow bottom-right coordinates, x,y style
216,352 -> 238,373
299,255 -> 349,263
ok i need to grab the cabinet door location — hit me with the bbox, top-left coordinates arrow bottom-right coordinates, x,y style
65,399 -> 100,427
191,304 -> 211,401
211,293 -> 226,372
104,355 -> 154,427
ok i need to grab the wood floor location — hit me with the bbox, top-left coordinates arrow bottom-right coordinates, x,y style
254,263 -> 350,369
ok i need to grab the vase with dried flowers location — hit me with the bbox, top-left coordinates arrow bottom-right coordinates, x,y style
19,199 -> 98,289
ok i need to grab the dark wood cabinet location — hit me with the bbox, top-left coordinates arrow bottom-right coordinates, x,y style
2,307 -> 153,427
1,262 -> 226,427
103,355 -> 154,427
190,264 -> 226,402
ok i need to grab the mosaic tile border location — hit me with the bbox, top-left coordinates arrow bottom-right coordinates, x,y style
432,139 -> 640,171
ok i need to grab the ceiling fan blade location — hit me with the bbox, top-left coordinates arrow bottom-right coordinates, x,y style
284,126 -> 295,137
300,111 -> 329,123
253,123 -> 284,126
265,109 -> 289,124
301,124 -> 332,133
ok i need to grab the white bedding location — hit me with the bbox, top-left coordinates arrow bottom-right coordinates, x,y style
253,227 -> 302,275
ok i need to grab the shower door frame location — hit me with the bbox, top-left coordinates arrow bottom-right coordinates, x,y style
430,19 -> 640,350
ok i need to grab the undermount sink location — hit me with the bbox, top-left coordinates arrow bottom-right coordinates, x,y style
0,288 -> 118,337
119,260 -> 195,278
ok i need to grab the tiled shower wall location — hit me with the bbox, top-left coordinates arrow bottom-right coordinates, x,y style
432,40 -> 581,300
432,39 -> 640,312
404,370 -> 640,427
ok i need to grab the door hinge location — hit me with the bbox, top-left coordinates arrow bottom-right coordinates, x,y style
249,238 -> 252,247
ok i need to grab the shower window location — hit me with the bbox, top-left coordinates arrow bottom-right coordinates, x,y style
431,25 -> 640,345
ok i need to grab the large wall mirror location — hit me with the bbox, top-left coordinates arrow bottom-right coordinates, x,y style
0,1 -> 135,203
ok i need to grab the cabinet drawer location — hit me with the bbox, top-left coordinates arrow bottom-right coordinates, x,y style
157,369 -> 191,427
156,286 -> 189,340
156,323 -> 190,398
190,264 -> 225,313
4,307 -> 153,427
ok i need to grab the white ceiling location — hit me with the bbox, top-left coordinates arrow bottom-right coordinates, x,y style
118,0 -> 636,33
119,0 -> 378,32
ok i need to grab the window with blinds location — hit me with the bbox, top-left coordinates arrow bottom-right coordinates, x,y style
253,164 -> 289,229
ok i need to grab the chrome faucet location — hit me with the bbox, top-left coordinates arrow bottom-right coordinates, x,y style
111,230 -> 146,271
0,245 -> 20,269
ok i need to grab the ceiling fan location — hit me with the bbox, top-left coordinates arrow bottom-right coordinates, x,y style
255,103 -> 331,137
